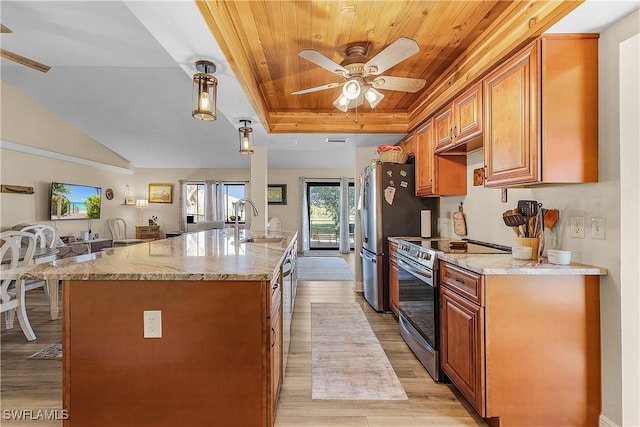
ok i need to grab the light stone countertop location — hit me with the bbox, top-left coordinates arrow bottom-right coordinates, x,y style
1,230 -> 298,282
388,236 -> 607,276
437,253 -> 608,276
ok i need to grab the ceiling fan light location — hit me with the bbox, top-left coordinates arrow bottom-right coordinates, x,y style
333,95 -> 349,112
342,79 -> 361,100
364,87 -> 384,108
192,60 -> 217,121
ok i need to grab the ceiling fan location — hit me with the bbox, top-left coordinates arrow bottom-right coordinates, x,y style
292,37 -> 426,112
0,24 -> 50,73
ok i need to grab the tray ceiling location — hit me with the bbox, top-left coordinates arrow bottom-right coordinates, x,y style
198,0 -> 583,134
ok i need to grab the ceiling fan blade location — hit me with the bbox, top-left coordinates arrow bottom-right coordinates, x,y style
291,82 -> 343,95
371,76 -> 426,92
0,49 -> 50,73
299,50 -> 348,75
364,37 -> 420,76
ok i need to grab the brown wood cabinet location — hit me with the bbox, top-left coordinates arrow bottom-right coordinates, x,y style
434,81 -> 483,154
483,34 -> 598,187
440,262 -> 485,414
269,271 -> 283,426
388,241 -> 399,316
439,261 -> 602,426
414,118 -> 467,196
135,225 -> 160,240
396,133 -> 415,158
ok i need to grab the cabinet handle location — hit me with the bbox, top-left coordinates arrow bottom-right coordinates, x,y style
271,327 -> 276,347
449,129 -> 454,141
272,282 -> 279,290
453,126 -> 458,137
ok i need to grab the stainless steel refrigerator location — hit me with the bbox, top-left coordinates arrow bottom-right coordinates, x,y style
359,162 -> 438,312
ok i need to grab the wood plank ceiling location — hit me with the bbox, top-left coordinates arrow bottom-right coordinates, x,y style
198,1 -> 583,134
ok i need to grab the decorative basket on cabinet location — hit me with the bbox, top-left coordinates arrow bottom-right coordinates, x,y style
379,146 -> 408,164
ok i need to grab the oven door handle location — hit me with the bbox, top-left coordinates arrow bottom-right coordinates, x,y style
398,257 -> 433,284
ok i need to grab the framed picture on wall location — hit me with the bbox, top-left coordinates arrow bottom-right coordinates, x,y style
148,183 -> 173,204
267,184 -> 287,205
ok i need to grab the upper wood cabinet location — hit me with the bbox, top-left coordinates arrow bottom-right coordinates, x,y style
415,118 -> 466,197
434,81 -> 484,154
483,35 -> 599,187
396,133 -> 415,158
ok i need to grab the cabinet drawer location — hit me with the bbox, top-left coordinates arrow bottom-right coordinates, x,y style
440,262 -> 483,306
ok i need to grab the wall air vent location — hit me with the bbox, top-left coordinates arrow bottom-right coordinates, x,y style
325,137 -> 350,144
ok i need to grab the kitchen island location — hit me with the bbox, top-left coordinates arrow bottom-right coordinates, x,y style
14,229 -> 298,427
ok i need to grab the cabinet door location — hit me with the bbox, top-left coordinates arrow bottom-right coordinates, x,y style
415,119 -> 435,196
388,242 -> 399,316
483,42 -> 539,187
269,301 -> 282,426
440,286 -> 485,416
434,104 -> 454,152
397,133 -> 415,158
454,81 -> 483,145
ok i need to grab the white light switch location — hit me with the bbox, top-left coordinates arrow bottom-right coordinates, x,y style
143,310 -> 162,338
591,217 -> 606,239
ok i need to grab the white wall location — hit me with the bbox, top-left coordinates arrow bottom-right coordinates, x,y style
619,31 -> 640,427
440,10 -> 639,425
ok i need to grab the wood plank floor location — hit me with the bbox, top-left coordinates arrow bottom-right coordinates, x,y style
1,254 -> 487,426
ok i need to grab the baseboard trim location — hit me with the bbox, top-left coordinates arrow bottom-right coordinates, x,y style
600,413 -> 618,427
353,281 -> 363,293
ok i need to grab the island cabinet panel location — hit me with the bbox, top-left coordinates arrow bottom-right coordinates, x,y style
63,279 -> 271,427
483,34 -> 598,187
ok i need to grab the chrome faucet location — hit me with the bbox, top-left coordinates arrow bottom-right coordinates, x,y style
234,198 -> 259,241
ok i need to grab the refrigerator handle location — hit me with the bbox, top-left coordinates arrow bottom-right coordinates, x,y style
360,179 -> 368,243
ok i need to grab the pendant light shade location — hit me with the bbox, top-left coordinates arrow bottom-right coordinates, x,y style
342,78 -> 362,100
192,60 -> 217,121
238,119 -> 254,155
364,87 -> 384,108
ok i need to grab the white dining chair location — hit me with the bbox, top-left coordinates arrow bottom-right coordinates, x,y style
1,230 -> 37,341
20,224 -> 61,320
106,218 -> 144,246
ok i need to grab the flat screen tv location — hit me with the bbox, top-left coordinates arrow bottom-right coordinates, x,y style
50,182 -> 101,221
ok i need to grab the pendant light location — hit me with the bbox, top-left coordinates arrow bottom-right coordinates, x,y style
192,60 -> 217,121
238,119 -> 254,155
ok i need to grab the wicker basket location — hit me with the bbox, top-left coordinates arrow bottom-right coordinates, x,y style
379,147 -> 408,164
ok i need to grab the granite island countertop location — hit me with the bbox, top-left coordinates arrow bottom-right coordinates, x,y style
2,230 -> 298,281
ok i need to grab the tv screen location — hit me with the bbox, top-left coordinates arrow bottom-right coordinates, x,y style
50,182 -> 101,221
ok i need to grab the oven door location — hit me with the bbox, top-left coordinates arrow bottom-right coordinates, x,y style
396,254 -> 437,354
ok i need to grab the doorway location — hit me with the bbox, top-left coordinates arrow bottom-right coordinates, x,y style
306,182 -> 355,251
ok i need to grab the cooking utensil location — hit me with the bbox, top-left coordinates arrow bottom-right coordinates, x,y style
503,209 -> 527,237
543,209 -> 559,229
517,200 -> 539,237
502,210 -> 521,236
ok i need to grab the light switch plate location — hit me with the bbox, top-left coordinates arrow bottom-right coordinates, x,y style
591,217 -> 606,239
569,216 -> 585,238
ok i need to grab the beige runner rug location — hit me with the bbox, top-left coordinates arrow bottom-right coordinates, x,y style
311,302 -> 407,400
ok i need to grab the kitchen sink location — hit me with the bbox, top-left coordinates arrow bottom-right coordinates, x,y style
240,235 -> 284,243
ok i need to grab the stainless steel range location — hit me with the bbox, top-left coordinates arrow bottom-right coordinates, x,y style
395,238 -> 510,381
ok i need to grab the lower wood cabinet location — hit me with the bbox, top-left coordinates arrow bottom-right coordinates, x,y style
440,285 -> 484,415
269,274 -> 283,426
438,261 -> 602,426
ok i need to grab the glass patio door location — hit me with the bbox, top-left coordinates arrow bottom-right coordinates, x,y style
306,182 -> 354,250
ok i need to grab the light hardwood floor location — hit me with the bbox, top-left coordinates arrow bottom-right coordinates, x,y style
0,254 -> 487,426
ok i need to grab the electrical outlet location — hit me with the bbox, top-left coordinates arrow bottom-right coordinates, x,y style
143,310 -> 162,338
569,216 -> 585,238
591,217 -> 606,239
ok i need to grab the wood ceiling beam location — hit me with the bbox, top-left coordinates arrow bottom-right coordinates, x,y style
267,110 -> 410,133
407,0 -> 584,130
